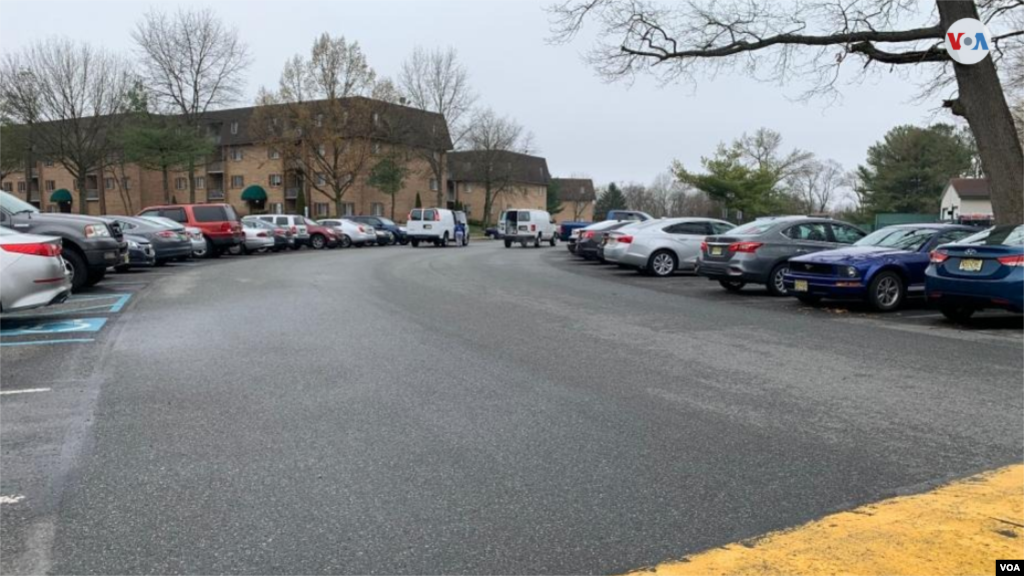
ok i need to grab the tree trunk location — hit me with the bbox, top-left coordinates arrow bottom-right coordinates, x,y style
482,184 -> 494,229
162,166 -> 170,204
99,177 -> 108,215
77,175 -> 87,215
187,159 -> 196,204
937,1 -> 1024,225
390,193 -> 396,221
335,196 -> 343,219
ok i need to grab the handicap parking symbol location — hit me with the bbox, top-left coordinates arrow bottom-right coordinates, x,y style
0,318 -> 108,337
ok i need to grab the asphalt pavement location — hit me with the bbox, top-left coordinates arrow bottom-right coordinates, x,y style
1,241 -> 1021,575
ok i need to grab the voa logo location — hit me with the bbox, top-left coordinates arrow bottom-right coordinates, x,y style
945,18 -> 992,65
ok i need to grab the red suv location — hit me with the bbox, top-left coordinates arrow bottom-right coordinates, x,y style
138,204 -> 243,257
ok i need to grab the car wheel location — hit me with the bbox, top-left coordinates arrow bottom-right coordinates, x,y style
647,250 -> 677,277
534,234 -> 542,248
796,295 -> 822,305
311,234 -> 326,250
155,259 -> 168,266
63,249 -> 88,292
719,280 -> 745,292
440,232 -> 449,247
114,264 -> 130,273
83,267 -> 105,287
399,237 -> 409,245
867,271 -> 905,312
504,238 -> 512,248
549,235 -> 557,247
767,263 -> 790,296
941,305 -> 976,323
193,244 -> 208,258
205,237 -> 220,259
339,235 -> 352,248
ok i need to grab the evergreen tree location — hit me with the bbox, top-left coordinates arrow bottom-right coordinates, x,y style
546,180 -> 564,215
414,192 -> 423,208
367,156 -> 408,221
296,185 -> 307,216
594,182 -> 627,220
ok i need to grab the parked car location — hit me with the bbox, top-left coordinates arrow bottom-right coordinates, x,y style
105,216 -> 193,265
346,215 -> 407,245
558,221 -> 592,242
138,203 -> 242,258
117,234 -> 156,271
0,227 -> 72,312
501,209 -> 557,248
1,190 -> 126,291
247,214 -> 311,249
575,220 -> 631,260
605,209 -> 653,222
783,224 -> 977,311
406,208 -> 458,247
697,216 -> 867,296
925,224 -> 1024,321
319,218 -> 376,247
139,215 -> 206,257
604,217 -> 736,276
302,217 -> 341,249
232,219 -> 277,254
246,218 -> 294,252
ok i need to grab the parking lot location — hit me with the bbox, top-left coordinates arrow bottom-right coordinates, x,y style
2,240 -> 1022,574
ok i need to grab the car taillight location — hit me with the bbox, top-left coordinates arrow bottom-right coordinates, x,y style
531,224 -> 536,232
157,230 -> 177,238
729,241 -> 762,253
929,250 -> 949,264
584,231 -> 594,239
358,226 -> 365,232
291,226 -> 297,234
257,232 -> 267,238
434,211 -> 441,221
997,254 -> 1024,267
220,222 -> 232,232
1,242 -> 62,257
700,240 -> 708,252
274,229 -> 284,236
618,235 -> 633,244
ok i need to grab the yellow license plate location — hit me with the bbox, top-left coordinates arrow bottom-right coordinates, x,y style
793,280 -> 808,292
710,247 -> 723,256
959,258 -> 983,272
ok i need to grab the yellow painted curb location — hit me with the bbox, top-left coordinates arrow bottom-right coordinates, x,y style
627,464 -> 1024,576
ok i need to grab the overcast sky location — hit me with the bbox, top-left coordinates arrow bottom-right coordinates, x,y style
0,0 -> 955,191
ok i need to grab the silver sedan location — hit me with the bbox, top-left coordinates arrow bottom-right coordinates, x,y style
604,217 -> 735,277
0,228 -> 72,312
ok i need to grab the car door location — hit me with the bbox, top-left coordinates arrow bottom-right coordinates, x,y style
782,222 -> 833,260
663,221 -> 712,266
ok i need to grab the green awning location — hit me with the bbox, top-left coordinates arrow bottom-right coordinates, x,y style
241,185 -> 267,201
50,188 -> 73,203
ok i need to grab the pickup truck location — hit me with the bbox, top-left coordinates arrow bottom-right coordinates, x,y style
1,191 -> 127,291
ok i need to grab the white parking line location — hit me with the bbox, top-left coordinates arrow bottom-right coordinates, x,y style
0,495 -> 25,504
0,388 -> 52,396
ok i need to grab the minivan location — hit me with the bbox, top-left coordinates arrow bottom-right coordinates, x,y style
138,203 -> 243,258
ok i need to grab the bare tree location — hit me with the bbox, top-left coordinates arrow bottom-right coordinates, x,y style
550,0 -> 1024,224
251,34 -> 392,217
462,108 -> 533,228
133,7 -> 251,202
788,159 -> 848,214
399,46 -> 476,205
0,39 -> 133,214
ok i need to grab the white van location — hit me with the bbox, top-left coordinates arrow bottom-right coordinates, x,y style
501,209 -> 557,248
406,207 -> 457,247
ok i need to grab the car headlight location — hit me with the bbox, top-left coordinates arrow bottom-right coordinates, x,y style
128,240 -> 139,249
84,224 -> 111,238
842,265 -> 859,278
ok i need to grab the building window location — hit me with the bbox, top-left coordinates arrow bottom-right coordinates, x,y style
231,148 -> 243,161
314,202 -> 329,216
464,183 -> 472,193
269,149 -> 280,160
230,122 -> 238,135
315,172 -> 326,186
195,176 -> 205,189
342,203 -> 355,216
231,175 -> 244,188
315,114 -> 323,127
269,174 -> 283,187
45,180 -> 55,191
372,112 -> 380,125
317,144 -> 326,157
17,181 -> 26,192
464,204 -> 471,217
1,182 -> 11,192
430,178 -> 438,191
86,189 -> 99,201
372,143 -> 381,155
44,160 -> 54,167
175,177 -> 187,190
123,178 -> 132,190
371,202 -> 384,216
104,178 -> 115,190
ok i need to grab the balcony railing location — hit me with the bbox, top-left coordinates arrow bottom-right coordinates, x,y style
86,189 -> 99,201
29,190 -> 40,202
285,187 -> 299,200
207,189 -> 225,200
207,161 -> 225,174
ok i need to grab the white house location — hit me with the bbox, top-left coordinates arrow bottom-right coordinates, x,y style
939,178 -> 993,225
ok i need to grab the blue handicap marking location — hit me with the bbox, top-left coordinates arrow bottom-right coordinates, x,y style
0,317 -> 107,337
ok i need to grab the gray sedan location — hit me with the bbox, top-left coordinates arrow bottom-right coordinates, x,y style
696,216 -> 867,295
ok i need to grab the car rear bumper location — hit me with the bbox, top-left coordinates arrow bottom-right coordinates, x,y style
697,259 -> 765,283
154,243 -> 193,260
208,234 -> 243,248
83,240 -> 128,269
926,275 -> 1024,312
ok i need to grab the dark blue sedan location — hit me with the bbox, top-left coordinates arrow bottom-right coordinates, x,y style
925,224 -> 1024,322
783,224 -> 977,311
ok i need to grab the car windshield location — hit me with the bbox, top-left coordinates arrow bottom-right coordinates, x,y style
377,217 -> 395,226
855,227 -> 939,251
1,191 -> 39,215
959,224 -> 1024,246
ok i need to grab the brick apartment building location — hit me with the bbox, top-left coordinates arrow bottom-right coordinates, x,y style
551,178 -> 596,222
1,97 -> 452,221
446,150 -> 550,224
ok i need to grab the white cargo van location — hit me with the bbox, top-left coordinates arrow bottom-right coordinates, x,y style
406,208 -> 457,247
501,209 -> 557,248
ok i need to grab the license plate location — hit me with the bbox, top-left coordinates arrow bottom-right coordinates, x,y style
424,224 -> 432,229
711,246 -> 723,256
793,279 -> 808,292
122,251 -> 130,263
959,258 -> 983,272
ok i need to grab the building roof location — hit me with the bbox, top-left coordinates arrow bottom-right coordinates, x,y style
447,150 -> 550,186
552,178 -> 595,202
948,178 -> 991,199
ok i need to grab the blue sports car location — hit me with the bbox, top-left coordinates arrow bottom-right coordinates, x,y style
925,224 -> 1024,322
783,224 -> 977,311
